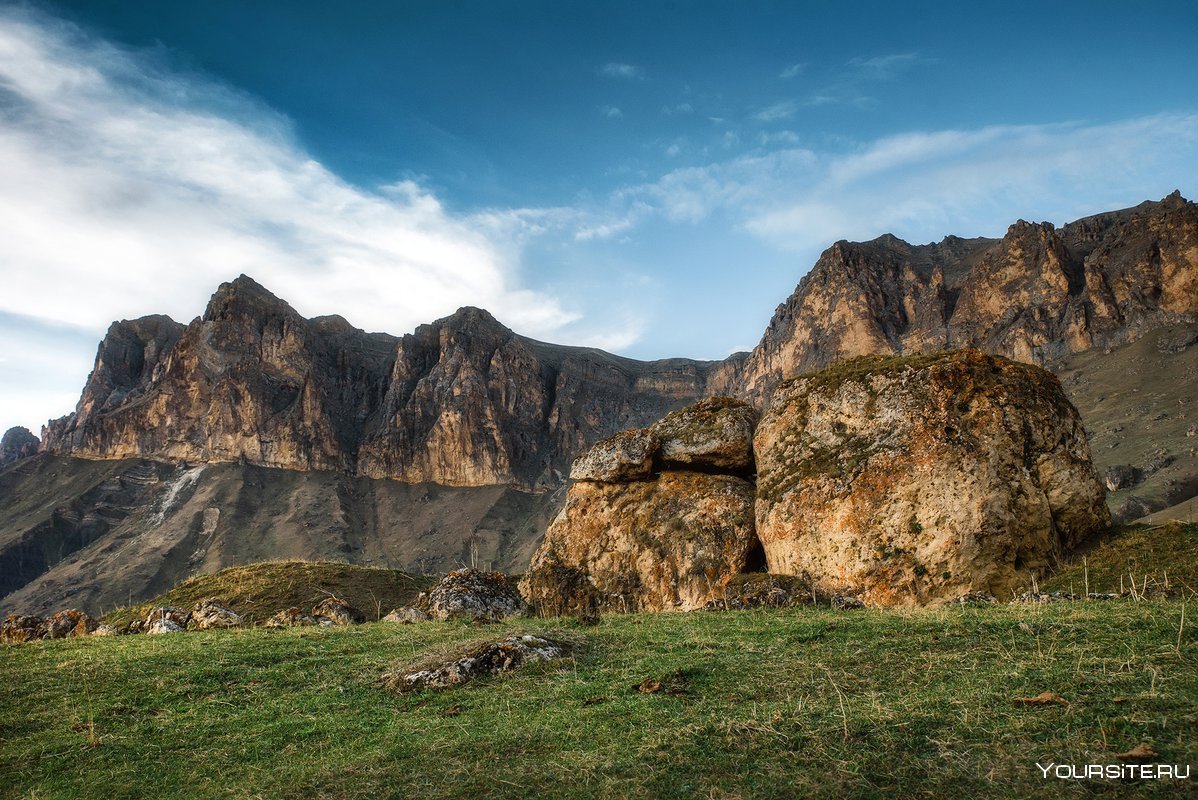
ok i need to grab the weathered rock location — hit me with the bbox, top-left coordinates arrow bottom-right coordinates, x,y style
421,569 -> 527,622
0,427 -> 39,466
44,609 -> 99,639
1,614 -> 46,643
1104,464 -> 1143,492
649,397 -> 757,473
380,634 -> 571,693
754,350 -> 1111,607
382,607 -> 431,624
311,597 -> 366,626
569,429 -> 659,483
521,472 -> 760,614
146,606 -> 191,628
189,599 -> 242,630
91,624 -> 118,636
831,595 -> 865,610
146,618 -> 184,634
264,607 -> 318,628
703,573 -> 815,610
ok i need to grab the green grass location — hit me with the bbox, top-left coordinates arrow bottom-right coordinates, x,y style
1043,523 -> 1198,597
2,602 -> 1194,799
101,561 -> 436,629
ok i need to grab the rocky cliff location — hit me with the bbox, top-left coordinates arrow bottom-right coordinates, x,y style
717,191 -> 1198,403
42,276 -> 718,488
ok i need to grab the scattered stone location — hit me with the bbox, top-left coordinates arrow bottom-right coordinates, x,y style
146,606 -> 191,629
649,397 -> 757,473
1144,448 -> 1175,474
124,620 -> 145,635
1187,424 -> 1196,438
754,350 -> 1111,607
1013,691 -> 1069,707
382,607 -> 430,624
422,568 -> 527,622
954,592 -> 998,605
311,597 -> 366,626
632,670 -> 689,696
264,607 -> 318,628
380,634 -> 571,693
146,618 -> 184,635
1,614 -> 46,643
569,428 -> 659,483
189,599 -> 242,630
831,595 -> 865,610
1086,592 -> 1119,601
91,624 -> 118,636
1014,591 -> 1077,603
1104,464 -> 1143,492
45,609 -> 99,639
1117,744 -> 1159,763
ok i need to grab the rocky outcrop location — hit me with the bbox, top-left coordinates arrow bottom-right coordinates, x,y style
1,427 -> 39,466
419,569 -> 527,622
146,606 -> 191,628
753,350 -> 1110,606
718,192 -> 1198,403
382,607 -> 430,624
311,597 -> 366,626
522,398 -> 762,614
264,607 -> 318,628
568,429 -> 658,482
189,599 -> 242,630
146,618 -> 184,635
44,609 -> 98,639
1,614 -> 46,643
380,634 -> 572,693
42,277 -> 718,488
649,397 -> 756,473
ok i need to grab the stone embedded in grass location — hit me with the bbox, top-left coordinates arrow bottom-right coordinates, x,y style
189,599 -> 242,630
146,618 -> 184,635
91,624 -> 118,636
380,634 -> 571,693
1,614 -> 47,643
146,606 -> 191,629
569,428 -> 659,482
830,595 -> 865,610
263,607 -> 318,628
704,573 -> 817,610
382,607 -> 430,624
44,609 -> 99,639
311,597 -> 366,626
954,592 -> 998,605
421,569 -> 527,622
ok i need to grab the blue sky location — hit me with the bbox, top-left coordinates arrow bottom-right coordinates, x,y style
1,0 -> 1196,434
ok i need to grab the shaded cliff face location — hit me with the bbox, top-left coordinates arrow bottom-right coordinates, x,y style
719,192 -> 1198,403
42,277 -> 716,487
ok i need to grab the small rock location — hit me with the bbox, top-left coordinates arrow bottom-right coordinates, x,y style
382,607 -> 430,624
146,618 -> 184,635
1013,591 -> 1076,603
44,609 -> 99,639
311,597 -> 367,626
1187,424 -> 1196,438
421,569 -> 527,622
264,607 -> 318,628
569,428 -> 659,483
189,599 -> 242,630
1086,592 -> 1119,601
1117,744 -> 1159,763
91,624 -> 118,636
1104,464 -> 1143,492
380,634 -> 571,693
146,606 -> 191,629
954,592 -> 998,605
831,595 -> 865,610
1,614 -> 46,643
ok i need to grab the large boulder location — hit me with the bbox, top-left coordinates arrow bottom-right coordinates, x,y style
569,429 -> 658,482
1,614 -> 46,643
189,599 -> 242,630
146,618 -> 184,635
421,568 -> 527,622
754,350 -> 1111,606
45,609 -> 99,639
0,426 -> 39,466
521,472 -> 760,614
649,397 -> 757,473
311,597 -> 366,626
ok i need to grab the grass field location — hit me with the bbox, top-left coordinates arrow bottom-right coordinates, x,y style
3,599 -> 1194,799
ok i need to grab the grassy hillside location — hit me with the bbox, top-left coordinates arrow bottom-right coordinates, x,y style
102,561 -> 437,629
1042,522 -> 1198,597
2,600 -> 1194,799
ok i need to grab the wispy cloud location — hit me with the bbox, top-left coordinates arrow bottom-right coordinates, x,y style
847,52 -> 929,79
661,102 -> 693,116
753,100 -> 798,122
600,105 -> 623,118
778,63 -> 805,79
0,8 -> 642,429
599,62 -> 643,79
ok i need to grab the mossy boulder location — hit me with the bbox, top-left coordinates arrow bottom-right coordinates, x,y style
650,397 -> 757,473
754,349 -> 1111,606
569,428 -> 659,483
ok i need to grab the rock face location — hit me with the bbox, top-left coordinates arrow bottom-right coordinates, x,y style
718,192 -> 1198,403
42,276 -> 718,489
0,427 -> 39,466
522,398 -> 763,614
754,350 -> 1111,606
419,569 -> 527,622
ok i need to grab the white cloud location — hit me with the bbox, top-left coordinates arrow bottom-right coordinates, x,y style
661,102 -> 693,116
599,62 -> 643,79
600,105 -> 623,118
778,63 -> 805,79
847,52 -> 926,78
753,100 -> 798,122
